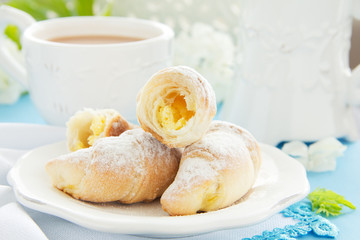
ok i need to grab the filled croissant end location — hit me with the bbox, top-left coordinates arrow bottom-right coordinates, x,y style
160,121 -> 262,216
136,66 -> 217,148
66,108 -> 137,152
46,128 -> 181,203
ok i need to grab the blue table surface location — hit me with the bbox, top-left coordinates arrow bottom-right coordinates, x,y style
0,94 -> 359,240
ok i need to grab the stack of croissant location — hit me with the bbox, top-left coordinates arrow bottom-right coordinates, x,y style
46,66 -> 262,216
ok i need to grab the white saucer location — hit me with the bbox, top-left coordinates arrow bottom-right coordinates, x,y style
8,141 -> 309,237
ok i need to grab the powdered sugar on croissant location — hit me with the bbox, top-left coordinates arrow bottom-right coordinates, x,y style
160,121 -> 261,215
46,128 -> 181,203
136,66 -> 217,148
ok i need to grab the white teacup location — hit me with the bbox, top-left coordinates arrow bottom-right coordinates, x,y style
0,6 -> 173,126
221,0 -> 360,145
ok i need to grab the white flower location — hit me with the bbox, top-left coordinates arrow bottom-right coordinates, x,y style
174,22 -> 235,103
307,138 -> 347,172
281,137 -> 347,172
0,38 -> 26,104
281,141 -> 309,167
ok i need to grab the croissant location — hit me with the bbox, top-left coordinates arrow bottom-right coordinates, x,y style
66,108 -> 137,152
46,128 -> 181,203
136,66 -> 217,148
160,121 -> 262,215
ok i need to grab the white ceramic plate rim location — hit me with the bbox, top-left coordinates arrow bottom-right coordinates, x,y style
8,141 -> 310,237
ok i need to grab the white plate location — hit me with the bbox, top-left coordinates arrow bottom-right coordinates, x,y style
7,141 -> 310,237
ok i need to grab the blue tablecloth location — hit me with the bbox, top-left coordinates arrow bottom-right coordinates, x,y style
0,94 -> 359,240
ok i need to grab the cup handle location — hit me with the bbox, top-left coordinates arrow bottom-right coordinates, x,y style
0,5 -> 36,88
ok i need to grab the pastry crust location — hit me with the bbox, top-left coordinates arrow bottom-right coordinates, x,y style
160,121 -> 262,215
136,66 -> 217,148
46,128 -> 181,203
66,108 -> 137,152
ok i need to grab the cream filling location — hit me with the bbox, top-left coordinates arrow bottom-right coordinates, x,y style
156,95 -> 195,131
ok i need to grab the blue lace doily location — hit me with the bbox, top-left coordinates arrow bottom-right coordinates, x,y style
243,200 -> 339,240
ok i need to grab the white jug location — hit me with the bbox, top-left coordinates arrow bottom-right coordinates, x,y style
221,0 -> 360,145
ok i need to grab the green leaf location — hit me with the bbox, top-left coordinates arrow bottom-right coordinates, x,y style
75,0 -> 94,16
4,0 -> 73,20
337,198 -> 356,210
29,0 -> 72,17
307,188 -> 356,217
4,25 -> 21,50
5,0 -> 49,20
3,0 -> 111,19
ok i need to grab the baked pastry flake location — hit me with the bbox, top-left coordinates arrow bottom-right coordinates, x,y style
136,66 -> 217,148
66,108 -> 136,152
46,128 -> 181,203
160,120 -> 262,215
